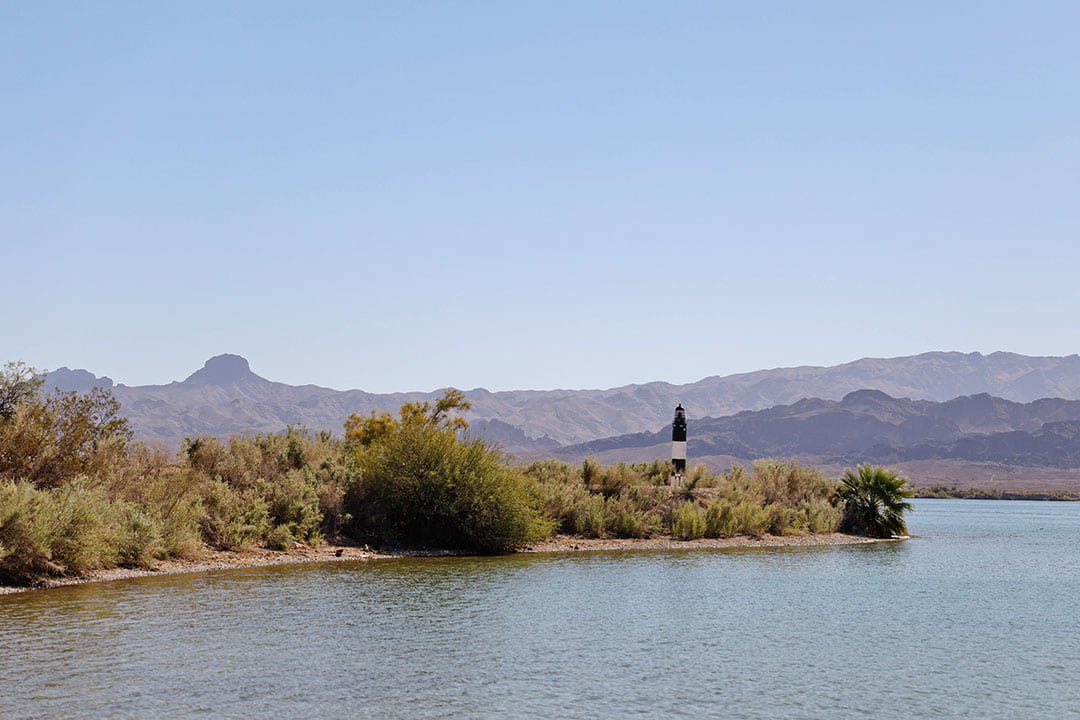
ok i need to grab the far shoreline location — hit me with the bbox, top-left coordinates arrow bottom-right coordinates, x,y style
0,533 -> 902,596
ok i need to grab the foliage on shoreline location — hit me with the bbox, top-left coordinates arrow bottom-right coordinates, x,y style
0,420 -> 352,585
524,458 -> 842,540
912,485 -> 1080,501
342,390 -> 551,552
0,361 -> 353,584
837,465 -> 914,537
1,360 -> 915,586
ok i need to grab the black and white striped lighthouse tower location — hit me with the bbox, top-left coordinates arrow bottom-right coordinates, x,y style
671,404 -> 687,483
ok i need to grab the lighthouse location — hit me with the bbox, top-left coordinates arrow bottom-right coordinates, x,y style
671,404 -> 687,484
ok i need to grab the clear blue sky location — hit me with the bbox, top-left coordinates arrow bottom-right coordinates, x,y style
3,1 -> 1078,392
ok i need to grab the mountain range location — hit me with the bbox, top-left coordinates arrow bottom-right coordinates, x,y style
39,351 -> 1080,489
43,351 -> 1080,452
552,389 -> 1080,469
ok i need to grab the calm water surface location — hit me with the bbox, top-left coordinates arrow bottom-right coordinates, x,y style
3,499 -> 1080,718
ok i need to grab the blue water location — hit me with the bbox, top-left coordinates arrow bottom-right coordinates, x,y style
3,500 -> 1079,718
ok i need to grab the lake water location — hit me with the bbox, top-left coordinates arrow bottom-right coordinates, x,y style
3,499 -> 1079,718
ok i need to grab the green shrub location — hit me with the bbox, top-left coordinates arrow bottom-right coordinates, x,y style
264,469 -> 323,544
117,502 -> 165,567
607,503 -> 656,538
797,498 -> 842,534
49,483 -> 118,574
266,525 -> 294,551
114,467 -> 204,559
199,479 -> 270,550
0,481 -> 120,582
705,499 -> 736,538
535,479 -> 593,534
313,455 -> 351,538
766,503 -> 799,535
752,459 -> 836,508
0,480 -> 61,584
687,462 -> 718,489
347,419 -> 550,552
598,462 -> 634,497
155,491 -> 204,559
184,427 -> 347,546
581,457 -> 601,486
732,500 -> 771,536
567,494 -> 607,537
522,458 -> 843,540
524,458 -> 581,485
673,502 -> 706,540
631,459 -> 671,486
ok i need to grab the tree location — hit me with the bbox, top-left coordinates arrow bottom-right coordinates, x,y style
344,388 -> 471,451
0,361 -> 42,423
343,390 -> 550,552
837,465 -> 914,537
0,363 -> 131,487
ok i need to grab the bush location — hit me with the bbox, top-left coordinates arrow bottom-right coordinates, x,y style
0,480 -> 61,584
199,479 -> 270,550
731,501 -> 771,536
313,455 -> 351,538
522,459 -> 580,486
607,501 -> 657,538
598,462 -> 635,497
46,483 -> 117,574
581,457 -> 601,486
0,480 -> 121,583
796,498 -> 843,534
631,459 -> 671,486
521,458 -> 843,540
264,469 -> 323,544
673,502 -> 706,540
568,494 -> 607,537
705,499 -> 735,538
140,470 -> 204,559
0,365 -> 363,584
266,525 -> 295,551
117,502 -> 165,567
0,366 -> 131,488
347,417 -> 550,552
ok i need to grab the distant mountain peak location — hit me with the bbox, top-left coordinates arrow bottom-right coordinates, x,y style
842,389 -> 895,404
183,354 -> 255,386
42,367 -> 114,392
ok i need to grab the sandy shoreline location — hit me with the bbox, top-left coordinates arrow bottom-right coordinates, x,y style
1,533 -> 900,595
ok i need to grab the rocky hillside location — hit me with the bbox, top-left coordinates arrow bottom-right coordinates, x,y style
552,390 -> 1080,468
42,351 -> 1080,450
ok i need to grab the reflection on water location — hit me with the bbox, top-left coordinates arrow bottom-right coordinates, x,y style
3,500 -> 1080,719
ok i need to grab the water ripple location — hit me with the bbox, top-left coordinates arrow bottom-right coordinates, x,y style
3,500 -> 1080,718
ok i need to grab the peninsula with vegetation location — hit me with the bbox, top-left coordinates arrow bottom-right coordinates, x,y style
0,361 -> 916,589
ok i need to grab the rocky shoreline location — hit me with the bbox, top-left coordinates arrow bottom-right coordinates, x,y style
0,533 -> 901,595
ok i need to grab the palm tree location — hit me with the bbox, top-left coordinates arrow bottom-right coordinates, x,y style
837,465 -> 914,537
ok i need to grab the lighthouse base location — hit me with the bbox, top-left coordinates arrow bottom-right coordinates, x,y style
670,458 -> 687,487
